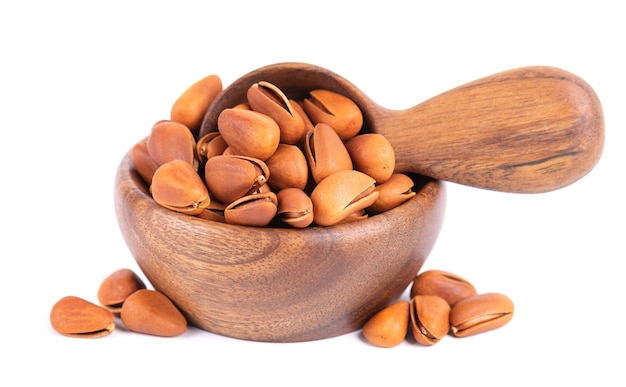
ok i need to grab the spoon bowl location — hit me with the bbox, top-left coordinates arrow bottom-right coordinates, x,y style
200,62 -> 604,193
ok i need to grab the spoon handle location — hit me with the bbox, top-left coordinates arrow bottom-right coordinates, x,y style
373,66 -> 604,193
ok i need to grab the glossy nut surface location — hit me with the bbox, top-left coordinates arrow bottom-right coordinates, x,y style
224,191 -> 278,227
302,89 -> 363,140
362,300 -> 410,348
170,74 -> 222,133
121,289 -> 187,337
131,140 -> 159,184
97,268 -> 146,313
345,133 -> 395,184
147,121 -> 196,167
368,173 -> 417,215
265,144 -> 308,191
217,108 -> 280,160
276,188 -> 314,228
450,292 -> 514,337
232,102 -> 251,110
204,155 -> 269,204
410,269 -> 478,307
310,169 -> 379,226
50,296 -> 115,338
337,209 -> 369,224
304,123 -> 353,184
196,132 -> 228,163
247,81 -> 306,145
410,295 -> 451,345
150,160 -> 210,215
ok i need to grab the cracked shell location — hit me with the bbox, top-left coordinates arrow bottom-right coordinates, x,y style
247,81 -> 307,145
224,191 -> 278,227
150,159 -> 210,215
410,269 -> 477,307
204,155 -> 270,204
196,131 -> 228,164
310,169 -> 379,226
304,123 -> 353,184
276,188 -> 314,228
450,293 -> 514,337
302,89 -> 363,141
410,295 -> 451,346
368,173 -> 417,215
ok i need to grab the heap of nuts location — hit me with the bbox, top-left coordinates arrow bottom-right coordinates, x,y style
362,269 -> 514,347
50,267 -> 514,344
51,72 -> 515,345
50,269 -> 187,338
131,75 -> 417,227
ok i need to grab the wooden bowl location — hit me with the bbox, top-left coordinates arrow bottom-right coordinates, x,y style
114,150 -> 445,342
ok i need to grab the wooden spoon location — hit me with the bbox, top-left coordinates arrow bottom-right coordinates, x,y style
200,62 -> 604,193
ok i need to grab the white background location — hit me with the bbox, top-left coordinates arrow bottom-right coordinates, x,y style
2,1 -> 623,385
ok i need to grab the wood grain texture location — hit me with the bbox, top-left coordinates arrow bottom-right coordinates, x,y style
114,151 -> 445,342
200,63 -> 604,193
